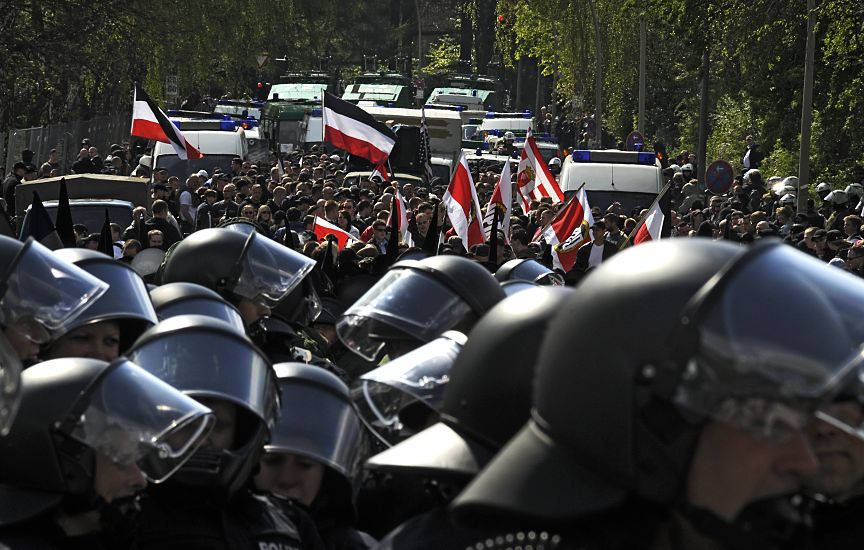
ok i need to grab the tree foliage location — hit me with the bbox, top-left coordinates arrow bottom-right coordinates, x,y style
3,0 -> 864,184
500,0 -> 864,184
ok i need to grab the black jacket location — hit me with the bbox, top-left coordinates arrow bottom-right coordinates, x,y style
573,240 -> 618,273
142,217 -> 182,250
2,173 -> 20,212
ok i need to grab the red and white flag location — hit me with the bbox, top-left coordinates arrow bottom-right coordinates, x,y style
483,159 -> 512,243
131,84 -> 203,160
371,162 -> 391,182
517,131 -> 563,211
391,187 -> 414,247
631,184 -> 672,246
313,216 -> 355,250
541,187 -> 594,273
443,152 -> 485,252
323,92 -> 396,165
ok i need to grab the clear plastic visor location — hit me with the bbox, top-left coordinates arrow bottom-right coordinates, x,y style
224,223 -> 315,307
336,270 -> 472,361
353,332 -> 465,446
265,381 -> 363,478
0,239 -> 108,331
511,260 -> 565,286
52,261 -> 157,338
675,244 -> 864,440
67,359 -> 215,483
128,332 -> 278,428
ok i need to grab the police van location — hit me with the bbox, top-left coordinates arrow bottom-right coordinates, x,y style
559,150 -> 662,214
152,118 -> 248,178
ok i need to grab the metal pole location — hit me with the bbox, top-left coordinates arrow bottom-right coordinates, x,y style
415,0 -> 423,68
697,42 -> 710,188
535,60 -> 542,127
798,0 -> 816,214
638,14 -> 646,134
587,0 -> 603,149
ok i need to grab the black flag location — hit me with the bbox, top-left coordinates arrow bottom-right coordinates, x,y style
56,177 -> 76,247
422,202 -> 440,255
98,209 -> 113,257
386,196 -> 401,264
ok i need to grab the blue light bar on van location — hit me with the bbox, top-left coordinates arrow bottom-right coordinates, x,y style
220,119 -> 237,131
311,107 -> 322,117
522,110 -> 533,118
571,150 -> 658,165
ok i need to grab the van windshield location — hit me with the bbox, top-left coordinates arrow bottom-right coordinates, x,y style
155,154 -> 236,178
565,190 -> 658,215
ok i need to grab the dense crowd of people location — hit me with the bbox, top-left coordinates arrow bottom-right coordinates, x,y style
1,122 -> 864,550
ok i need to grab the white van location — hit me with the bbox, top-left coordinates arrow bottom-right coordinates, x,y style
559,150 -> 662,214
477,116 -> 534,134
152,119 -> 248,178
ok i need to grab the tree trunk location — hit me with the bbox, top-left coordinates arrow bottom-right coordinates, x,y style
459,1 -> 473,72
475,0 -> 495,74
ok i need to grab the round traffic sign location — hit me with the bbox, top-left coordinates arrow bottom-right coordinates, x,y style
625,131 -> 644,151
705,160 -> 734,195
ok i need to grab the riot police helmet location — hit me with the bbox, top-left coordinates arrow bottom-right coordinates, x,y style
815,182 -> 832,200
0,357 -> 214,525
0,236 -> 109,433
495,259 -> 564,286
47,248 -> 158,355
826,189 -> 848,205
161,227 -> 316,309
337,256 -> 505,362
366,287 -> 571,479
454,239 -> 864,524
127,315 -> 279,496
256,362 -> 364,521
149,282 -> 246,334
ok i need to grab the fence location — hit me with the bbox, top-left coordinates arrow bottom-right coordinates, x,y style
2,113 -> 130,176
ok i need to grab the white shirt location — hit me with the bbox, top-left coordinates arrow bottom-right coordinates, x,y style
743,147 -> 752,169
588,242 -> 605,268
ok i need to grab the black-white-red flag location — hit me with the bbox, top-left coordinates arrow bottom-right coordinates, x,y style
131,84 -> 203,160
323,92 -> 396,165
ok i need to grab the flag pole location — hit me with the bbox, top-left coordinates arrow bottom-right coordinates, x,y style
489,203 -> 500,264
617,182 -> 671,250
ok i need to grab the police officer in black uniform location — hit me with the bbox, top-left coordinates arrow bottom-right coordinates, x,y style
254,363 -> 375,550
42,248 -> 159,362
451,239 -> 864,549
0,357 -> 215,548
0,235 -> 109,369
336,255 -> 505,364
126,315 -> 321,549
366,287 -> 571,549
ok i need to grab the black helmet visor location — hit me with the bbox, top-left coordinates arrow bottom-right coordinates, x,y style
265,374 -> 363,479
353,331 -> 465,447
128,332 -> 277,428
66,359 -> 215,483
676,242 -> 864,440
223,223 -> 315,307
0,239 -> 108,332
336,269 -> 473,361
53,261 -> 157,340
